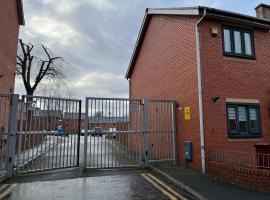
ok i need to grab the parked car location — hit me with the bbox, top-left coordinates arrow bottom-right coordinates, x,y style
54,126 -> 65,136
108,128 -> 117,139
80,129 -> 90,136
92,127 -> 102,137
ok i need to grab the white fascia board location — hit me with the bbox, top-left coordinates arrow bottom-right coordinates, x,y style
147,8 -> 200,15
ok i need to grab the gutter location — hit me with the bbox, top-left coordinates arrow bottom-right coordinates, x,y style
17,0 -> 25,25
195,8 -> 207,174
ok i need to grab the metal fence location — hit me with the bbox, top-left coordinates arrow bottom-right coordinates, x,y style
147,100 -> 176,163
15,95 -> 81,173
0,94 -> 12,174
207,150 -> 270,169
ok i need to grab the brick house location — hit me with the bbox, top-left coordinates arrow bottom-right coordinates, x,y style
126,4 -> 270,190
0,0 -> 24,93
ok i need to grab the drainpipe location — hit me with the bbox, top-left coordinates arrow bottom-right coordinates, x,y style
196,8 -> 207,174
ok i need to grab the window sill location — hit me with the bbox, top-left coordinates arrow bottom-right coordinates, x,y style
223,53 -> 256,60
228,136 -> 262,142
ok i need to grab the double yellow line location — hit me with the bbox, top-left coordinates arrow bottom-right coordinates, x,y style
141,173 -> 189,200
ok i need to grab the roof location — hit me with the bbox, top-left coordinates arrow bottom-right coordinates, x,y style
17,0 -> 25,25
125,6 -> 270,79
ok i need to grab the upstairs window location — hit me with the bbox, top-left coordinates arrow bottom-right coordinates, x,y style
227,104 -> 261,138
222,27 -> 255,58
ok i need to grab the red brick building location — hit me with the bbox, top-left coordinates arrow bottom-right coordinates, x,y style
126,4 -> 270,190
0,0 -> 24,93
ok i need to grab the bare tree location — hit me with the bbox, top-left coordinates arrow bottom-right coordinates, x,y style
16,39 -> 66,95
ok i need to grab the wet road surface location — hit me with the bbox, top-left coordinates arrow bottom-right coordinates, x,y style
19,134 -> 139,172
7,171 -> 188,200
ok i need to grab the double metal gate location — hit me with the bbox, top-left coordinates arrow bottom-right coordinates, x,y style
0,94 -> 176,177
84,98 -> 176,169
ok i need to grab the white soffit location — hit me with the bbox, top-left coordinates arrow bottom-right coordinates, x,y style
147,8 -> 200,15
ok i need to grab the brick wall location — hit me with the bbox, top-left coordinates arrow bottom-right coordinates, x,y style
129,15 -> 202,170
206,161 -> 270,191
0,0 -> 20,93
200,19 -> 270,154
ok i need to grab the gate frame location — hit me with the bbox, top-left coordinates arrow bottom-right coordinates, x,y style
6,94 -> 19,178
15,95 -> 82,175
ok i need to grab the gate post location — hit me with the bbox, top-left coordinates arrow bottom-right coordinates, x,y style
6,94 -> 19,178
83,98 -> 89,169
143,99 -> 149,168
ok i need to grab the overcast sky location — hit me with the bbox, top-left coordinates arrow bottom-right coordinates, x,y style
15,0 -> 269,99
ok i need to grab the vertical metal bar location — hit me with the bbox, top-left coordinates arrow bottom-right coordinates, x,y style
55,100 -> 60,168
135,101 -> 139,164
150,102 -> 153,161
104,100 -> 107,167
51,99 -> 57,169
123,100 -> 126,165
126,99 -> 130,164
22,97 -> 28,171
162,102 -> 165,160
77,100 -> 81,167
69,101 -> 74,167
6,94 -> 19,178
108,99 -> 110,168
62,100 -> 67,168
172,102 -> 177,164
27,97 -> 34,170
111,100 -> 114,167
83,99 -> 88,169
31,98 -> 37,171
17,97 -> 24,173
59,99 -> 64,168
46,98 -> 52,169
155,102 -> 158,160
93,99 -> 96,168
68,101 -> 72,167
40,98 -> 45,170
164,102 -> 168,160
66,100 -> 71,167
97,99 -> 100,168
139,102 -> 143,165
100,99 -> 102,168
35,99 -> 41,170
116,99 -> 119,167
143,99 -> 149,168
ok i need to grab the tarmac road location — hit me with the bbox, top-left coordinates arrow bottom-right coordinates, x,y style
6,169 -> 192,200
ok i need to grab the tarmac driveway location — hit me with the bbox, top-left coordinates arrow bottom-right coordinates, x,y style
7,172 -> 176,200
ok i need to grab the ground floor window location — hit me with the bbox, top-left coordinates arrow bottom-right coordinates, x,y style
227,104 -> 261,138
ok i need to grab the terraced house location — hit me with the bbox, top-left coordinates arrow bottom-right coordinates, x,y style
126,4 -> 270,190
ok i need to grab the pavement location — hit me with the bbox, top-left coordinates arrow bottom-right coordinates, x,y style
151,163 -> 270,200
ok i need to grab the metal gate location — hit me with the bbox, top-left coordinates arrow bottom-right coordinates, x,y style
0,94 -> 176,177
84,98 -> 176,169
15,95 -> 81,173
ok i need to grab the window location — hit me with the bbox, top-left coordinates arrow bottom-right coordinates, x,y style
227,104 -> 260,138
222,27 -> 255,58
